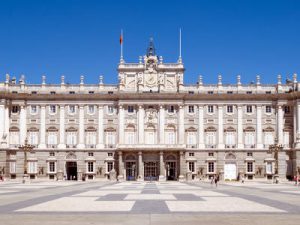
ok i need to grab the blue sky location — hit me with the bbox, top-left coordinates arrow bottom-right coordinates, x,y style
0,0 -> 299,85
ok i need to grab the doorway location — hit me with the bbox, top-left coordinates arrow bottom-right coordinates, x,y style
144,161 -> 158,181
224,163 -> 237,180
66,161 -> 77,180
125,161 -> 136,181
166,161 -> 177,180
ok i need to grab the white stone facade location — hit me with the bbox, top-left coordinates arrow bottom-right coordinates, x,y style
0,40 -> 300,181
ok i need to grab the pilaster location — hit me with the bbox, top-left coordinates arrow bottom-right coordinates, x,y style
96,105 -> 104,149
38,105 -> 46,148
58,105 -> 66,149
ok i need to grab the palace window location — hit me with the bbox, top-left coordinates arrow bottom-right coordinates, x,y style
189,152 -> 195,157
11,105 -> 19,113
49,105 -> 56,114
48,162 -> 56,173
247,162 -> 254,173
205,131 -> 216,147
87,162 -> 94,173
266,106 -> 272,113
88,105 -> 95,114
9,129 -> 20,146
188,105 -> 194,113
86,131 -> 96,147
105,130 -> 116,146
208,162 -> 215,173
188,162 -> 195,172
30,105 -> 37,114
283,131 -> 290,147
165,126 -> 176,144
68,105 -> 76,114
28,131 -> 39,146
266,162 -> 273,174
9,161 -> 16,174
128,105 -> 134,113
107,106 -> 114,114
66,132 -> 77,145
107,162 -> 113,173
208,152 -> 214,157
187,131 -> 196,145
227,105 -> 233,113
208,91 -> 214,94
207,105 -> 214,113
108,152 -> 113,157
225,130 -> 236,146
47,132 -> 58,145
246,105 -> 252,113
28,161 -> 37,174
247,152 -> 253,157
49,152 -> 55,156
244,131 -> 255,147
168,105 -> 175,113
264,129 -> 274,146
284,106 -> 290,114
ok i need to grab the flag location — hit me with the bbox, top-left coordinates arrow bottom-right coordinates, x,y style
120,33 -> 123,45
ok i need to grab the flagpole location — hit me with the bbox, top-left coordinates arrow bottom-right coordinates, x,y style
178,28 -> 182,63
120,29 -> 124,63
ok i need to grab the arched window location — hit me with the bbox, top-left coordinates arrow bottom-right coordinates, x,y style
205,127 -> 217,148
125,125 -> 136,144
165,125 -> 176,144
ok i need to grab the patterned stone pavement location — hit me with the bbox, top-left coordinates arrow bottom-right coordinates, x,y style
1,180 -> 300,224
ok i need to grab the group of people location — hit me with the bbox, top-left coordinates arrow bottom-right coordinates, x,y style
210,175 -> 220,187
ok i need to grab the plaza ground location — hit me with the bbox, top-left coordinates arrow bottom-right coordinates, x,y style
0,180 -> 300,225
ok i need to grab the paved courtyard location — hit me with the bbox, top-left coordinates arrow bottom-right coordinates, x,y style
1,180 -> 300,224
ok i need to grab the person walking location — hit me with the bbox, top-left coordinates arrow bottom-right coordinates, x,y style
210,176 -> 214,187
215,175 -> 219,187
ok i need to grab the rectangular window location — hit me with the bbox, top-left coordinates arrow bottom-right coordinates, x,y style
266,162 -> 273,174
168,105 -> 175,113
88,152 -> 94,156
88,105 -> 95,114
49,162 -> 56,172
50,91 -> 56,95
28,161 -> 37,174
246,91 -> 252,94
284,106 -> 290,114
12,106 -> 19,113
188,106 -> 194,113
67,132 -> 77,145
187,132 -> 196,145
208,152 -> 214,157
49,152 -> 55,156
264,132 -> 274,145
10,161 -> 16,173
246,105 -> 252,113
108,152 -> 113,157
227,105 -> 233,113
86,132 -> 96,146
227,91 -> 233,94
245,132 -> 255,146
107,162 -> 113,172
247,152 -> 253,157
266,106 -> 272,113
128,106 -> 134,113
207,105 -> 214,113
108,106 -> 114,114
49,105 -> 56,114
189,152 -> 195,157
208,91 -> 214,94
205,132 -> 216,146
247,162 -> 253,173
188,162 -> 195,172
88,162 -> 94,172
225,132 -> 236,145
69,91 -> 75,94
28,132 -> 38,145
106,132 -> 116,145
47,133 -> 57,145
165,131 -> 175,144
31,105 -> 37,114
69,105 -> 75,114
208,162 -> 215,173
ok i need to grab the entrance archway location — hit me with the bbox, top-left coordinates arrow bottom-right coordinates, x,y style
224,153 -> 237,180
125,154 -> 137,181
66,161 -> 77,180
165,154 -> 177,181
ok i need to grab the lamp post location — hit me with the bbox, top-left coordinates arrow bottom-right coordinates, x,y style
19,138 -> 34,183
268,138 -> 283,183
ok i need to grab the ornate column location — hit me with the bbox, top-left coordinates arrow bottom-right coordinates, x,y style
256,105 -> 263,148
117,151 -> 124,180
217,105 -> 224,148
96,105 -> 104,148
77,105 -> 85,149
118,105 -> 124,144
19,104 -> 27,145
178,151 -> 185,181
58,105 -> 66,148
159,105 -> 165,144
138,151 -> 144,181
277,105 -> 283,145
159,151 -> 166,181
38,105 -> 46,148
198,105 -> 205,148
237,105 -> 244,149
138,105 -> 144,144
178,105 -> 185,144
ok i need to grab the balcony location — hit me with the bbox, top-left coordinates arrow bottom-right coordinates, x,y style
205,145 -> 216,149
9,144 -> 20,148
186,144 -> 197,149
225,144 -> 236,149
105,144 -> 116,149
244,144 -> 255,149
47,144 -> 57,148
86,144 -> 96,149
66,144 -> 77,149
117,144 -> 186,150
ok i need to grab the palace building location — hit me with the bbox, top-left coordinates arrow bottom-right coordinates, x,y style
0,39 -> 300,181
